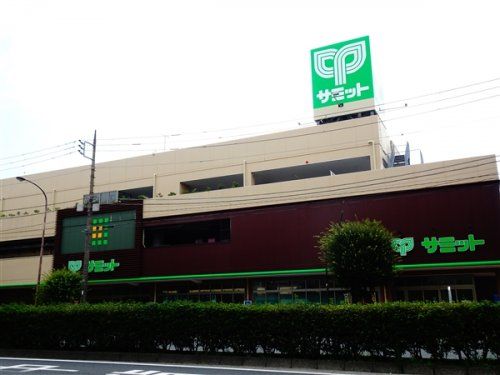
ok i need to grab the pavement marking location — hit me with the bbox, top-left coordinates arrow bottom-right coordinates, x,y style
107,371 -> 201,375
0,358 -> 343,375
0,364 -> 78,372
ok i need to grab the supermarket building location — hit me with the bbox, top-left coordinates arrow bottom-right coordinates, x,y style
1,112 -> 499,303
1,35 -> 499,303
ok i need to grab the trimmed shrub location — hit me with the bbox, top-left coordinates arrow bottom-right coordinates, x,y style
36,268 -> 82,304
0,302 -> 498,360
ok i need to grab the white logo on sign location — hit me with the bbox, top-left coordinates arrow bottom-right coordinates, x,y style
313,41 -> 367,86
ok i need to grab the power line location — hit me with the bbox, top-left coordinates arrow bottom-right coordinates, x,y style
0,141 -> 77,161
131,156 -> 499,205
0,198 -> 80,213
2,170 -> 497,236
98,76 -> 500,141
377,85 -> 499,114
0,221 -> 56,233
1,92 -> 499,188
1,76 -> 499,167
2,155 -> 496,224
96,88 -> 500,152
1,126 -> 498,205
93,92 -> 500,155
140,173 -> 499,215
1,166 -> 497,236
1,81 -> 498,181
0,151 -> 78,173
0,146 -> 77,167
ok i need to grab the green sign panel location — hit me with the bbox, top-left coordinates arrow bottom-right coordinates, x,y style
61,210 -> 136,254
91,217 -> 110,247
311,36 -> 374,109
68,258 -> 120,273
392,234 -> 485,257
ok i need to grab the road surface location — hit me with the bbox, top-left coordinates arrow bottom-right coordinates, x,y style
0,357 -> 397,375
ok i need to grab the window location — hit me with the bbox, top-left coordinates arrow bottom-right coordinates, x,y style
180,174 -> 243,194
0,238 -> 54,259
119,186 -> 153,200
144,219 -> 230,247
252,156 -> 371,185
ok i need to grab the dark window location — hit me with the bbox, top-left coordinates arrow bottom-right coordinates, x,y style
119,186 -> 153,200
252,156 -> 371,185
144,219 -> 230,247
0,238 -> 54,259
180,174 -> 243,194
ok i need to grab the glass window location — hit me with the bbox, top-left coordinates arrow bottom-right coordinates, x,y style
254,294 -> 266,304
306,291 -> 320,304
266,292 -> 278,304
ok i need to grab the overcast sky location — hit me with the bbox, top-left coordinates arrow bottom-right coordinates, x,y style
1,0 -> 499,179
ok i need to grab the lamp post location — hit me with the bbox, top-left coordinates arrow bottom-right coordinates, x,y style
16,176 -> 48,304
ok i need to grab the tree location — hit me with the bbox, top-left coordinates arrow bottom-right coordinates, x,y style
36,268 -> 82,304
317,219 -> 398,303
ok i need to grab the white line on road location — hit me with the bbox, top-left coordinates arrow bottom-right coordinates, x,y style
106,371 -> 202,375
0,364 -> 78,372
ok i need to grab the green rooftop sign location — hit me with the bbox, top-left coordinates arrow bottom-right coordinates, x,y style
311,36 -> 374,109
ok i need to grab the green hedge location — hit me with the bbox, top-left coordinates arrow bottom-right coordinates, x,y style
0,302 -> 499,360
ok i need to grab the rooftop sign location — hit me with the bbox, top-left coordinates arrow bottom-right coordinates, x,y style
311,36 -> 374,112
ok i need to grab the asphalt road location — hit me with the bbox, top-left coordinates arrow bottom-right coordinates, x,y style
0,357 -> 395,375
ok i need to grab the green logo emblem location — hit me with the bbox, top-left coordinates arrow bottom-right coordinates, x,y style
67,259 -> 120,273
311,36 -> 374,109
392,237 -> 415,256
68,260 -> 83,272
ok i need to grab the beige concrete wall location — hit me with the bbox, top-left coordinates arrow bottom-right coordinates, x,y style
2,118 -> 496,243
0,255 -> 53,285
1,118 -> 385,242
143,155 -> 499,218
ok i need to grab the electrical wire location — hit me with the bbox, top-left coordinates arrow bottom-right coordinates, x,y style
0,141 -> 78,161
97,77 -> 500,141
82,81 -> 500,157
0,151 -> 79,173
2,170 -> 497,236
90,93 -> 500,155
1,155 -> 497,225
1,80 -> 499,181
0,146 -> 77,167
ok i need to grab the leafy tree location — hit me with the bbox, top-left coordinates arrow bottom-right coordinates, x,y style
36,268 -> 82,304
318,219 -> 398,303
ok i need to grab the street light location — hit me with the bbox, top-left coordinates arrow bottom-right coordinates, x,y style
16,176 -> 48,304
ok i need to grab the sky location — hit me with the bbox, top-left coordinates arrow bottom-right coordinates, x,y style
1,0 -> 499,179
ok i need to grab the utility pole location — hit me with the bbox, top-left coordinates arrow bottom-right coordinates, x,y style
79,130 -> 97,303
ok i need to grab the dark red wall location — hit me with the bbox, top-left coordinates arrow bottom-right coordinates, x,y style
141,181 -> 500,276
